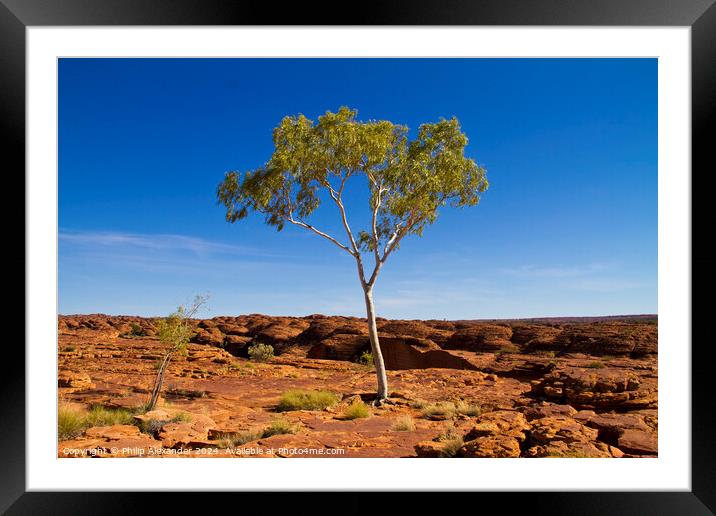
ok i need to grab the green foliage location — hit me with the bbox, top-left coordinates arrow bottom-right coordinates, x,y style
356,350 -> 373,366
84,405 -> 136,427
58,404 -> 143,440
587,361 -> 606,369
58,405 -> 86,440
342,400 -> 370,420
248,342 -> 274,362
262,417 -> 297,437
217,107 -> 488,258
276,389 -> 340,412
129,322 -> 146,336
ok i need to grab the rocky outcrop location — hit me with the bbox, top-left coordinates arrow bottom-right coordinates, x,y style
530,366 -> 657,410
444,324 -> 513,352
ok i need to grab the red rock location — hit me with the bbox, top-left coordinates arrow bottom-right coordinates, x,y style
617,428 -> 658,456
444,324 -> 513,352
459,435 -> 521,458
529,416 -> 599,445
58,370 -> 94,391
307,334 -> 370,361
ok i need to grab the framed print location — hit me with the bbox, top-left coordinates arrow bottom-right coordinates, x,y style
5,0 -> 714,512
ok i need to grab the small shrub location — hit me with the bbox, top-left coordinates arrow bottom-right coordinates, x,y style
139,413 -> 191,435
130,322 -> 146,336
58,405 -> 85,440
392,416 -> 416,432
454,400 -> 481,417
62,345 -> 76,352
165,387 -> 207,399
421,400 -> 481,419
121,322 -> 147,338
276,389 -> 339,412
342,401 -> 370,420
84,405 -> 136,427
262,417 -> 296,437
587,361 -> 605,369
216,430 -> 263,448
356,350 -> 373,366
441,438 -> 464,457
433,427 -> 464,457
248,342 -> 274,362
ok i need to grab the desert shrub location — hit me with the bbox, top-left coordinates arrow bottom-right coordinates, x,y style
216,430 -> 263,448
421,401 -> 456,419
454,400 -> 481,417
421,400 -> 481,419
58,405 -> 85,440
342,400 -> 370,420
62,345 -> 76,352
248,342 -> 274,362
129,322 -> 146,336
84,405 -> 136,427
276,389 -> 339,412
262,417 -> 296,437
441,437 -> 464,457
121,322 -> 147,338
138,413 -> 192,435
165,387 -> 207,399
587,361 -> 605,369
433,427 -> 464,457
392,416 -> 416,432
356,350 -> 373,366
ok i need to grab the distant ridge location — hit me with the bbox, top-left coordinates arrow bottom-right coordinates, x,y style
457,314 -> 657,324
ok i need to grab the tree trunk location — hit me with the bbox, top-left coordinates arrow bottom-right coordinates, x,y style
363,288 -> 389,403
147,352 -> 172,412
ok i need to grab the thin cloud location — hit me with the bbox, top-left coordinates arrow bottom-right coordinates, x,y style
59,229 -> 261,257
499,262 -> 610,278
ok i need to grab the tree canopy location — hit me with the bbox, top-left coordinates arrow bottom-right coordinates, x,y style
217,107 -> 488,285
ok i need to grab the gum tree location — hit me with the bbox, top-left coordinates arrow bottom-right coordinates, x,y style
217,107 -> 487,404
147,295 -> 208,411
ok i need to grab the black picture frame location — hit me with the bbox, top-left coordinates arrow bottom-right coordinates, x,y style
4,0 -> 713,513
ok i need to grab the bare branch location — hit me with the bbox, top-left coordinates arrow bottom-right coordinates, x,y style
287,216 -> 355,256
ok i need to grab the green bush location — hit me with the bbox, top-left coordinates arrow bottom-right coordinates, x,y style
84,405 -> 136,427
276,389 -> 339,412
262,417 -> 296,437
248,342 -> 274,362
587,361 -> 605,369
58,404 -> 146,440
342,400 -> 370,420
58,405 -> 85,440
356,350 -> 373,366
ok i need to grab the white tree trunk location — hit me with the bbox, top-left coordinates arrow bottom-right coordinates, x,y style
363,287 -> 388,402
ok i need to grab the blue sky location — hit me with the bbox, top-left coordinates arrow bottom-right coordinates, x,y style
58,58 -> 657,319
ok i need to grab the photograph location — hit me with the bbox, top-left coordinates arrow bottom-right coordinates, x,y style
57,57 -> 658,460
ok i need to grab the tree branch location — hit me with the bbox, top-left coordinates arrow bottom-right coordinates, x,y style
370,183 -> 384,267
287,216 -> 355,256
